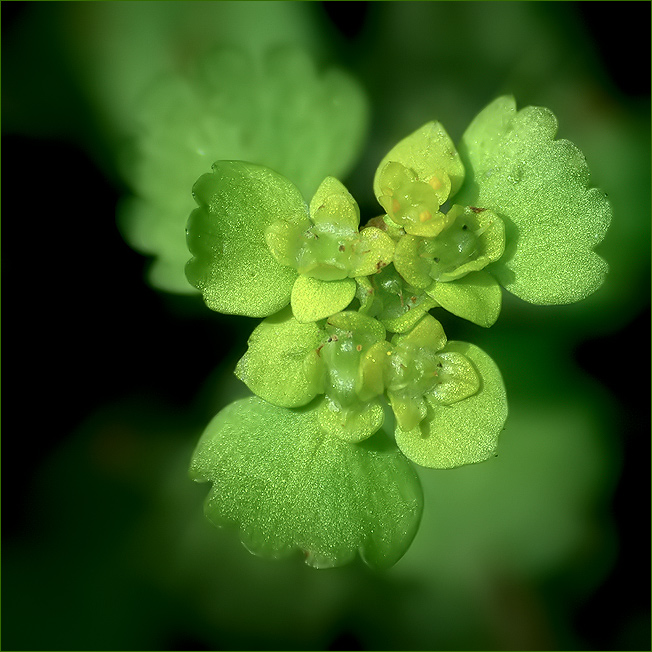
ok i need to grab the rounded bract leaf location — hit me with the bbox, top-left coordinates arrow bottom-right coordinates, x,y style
189,397 -> 424,569
349,227 -> 395,277
427,270 -> 502,328
235,308 -> 324,407
317,396 -> 385,443
357,340 -> 392,401
374,122 -> 465,201
291,276 -> 356,323
326,310 -> 387,343
395,341 -> 507,469
309,176 -> 360,230
391,313 -> 447,352
186,161 -> 307,317
426,350 -> 481,405
393,235 -> 436,289
434,206 -> 505,282
456,96 -> 611,304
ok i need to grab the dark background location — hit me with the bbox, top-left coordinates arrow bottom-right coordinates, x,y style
2,2 -> 650,650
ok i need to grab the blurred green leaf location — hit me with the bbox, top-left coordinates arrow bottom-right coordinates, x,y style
119,46 -> 368,294
190,396 -> 423,569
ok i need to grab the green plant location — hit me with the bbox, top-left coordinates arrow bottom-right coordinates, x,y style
185,95 -> 611,569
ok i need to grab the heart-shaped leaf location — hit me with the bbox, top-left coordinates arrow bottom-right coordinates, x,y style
189,396 -> 424,569
455,96 -> 611,304
186,161 -> 306,317
394,341 -> 507,469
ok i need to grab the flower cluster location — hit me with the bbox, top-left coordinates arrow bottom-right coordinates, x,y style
185,96 -> 610,567
187,114 -> 513,468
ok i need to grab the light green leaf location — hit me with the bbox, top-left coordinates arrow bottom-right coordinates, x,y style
434,206 -> 505,282
426,350 -> 480,405
427,270 -> 502,328
393,234 -> 433,289
120,46 -> 368,294
189,397 -> 423,569
317,396 -> 385,443
186,161 -> 305,317
456,96 -> 611,304
395,341 -> 507,469
326,310 -> 387,343
380,294 -> 438,334
291,276 -> 356,323
235,308 -> 324,407
391,313 -> 447,352
373,121 -> 465,201
388,391 -> 428,433
358,340 -> 392,400
349,227 -> 396,277
309,177 -> 360,231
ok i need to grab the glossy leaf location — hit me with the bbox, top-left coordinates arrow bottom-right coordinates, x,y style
189,396 -> 424,569
456,96 -> 611,304
120,46 -> 368,294
395,341 -> 507,469
235,308 -> 324,407
186,161 -> 305,317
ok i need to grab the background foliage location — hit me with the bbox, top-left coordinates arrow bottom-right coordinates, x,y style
3,2 -> 649,650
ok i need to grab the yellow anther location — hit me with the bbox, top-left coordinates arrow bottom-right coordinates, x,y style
419,210 -> 432,223
428,175 -> 442,191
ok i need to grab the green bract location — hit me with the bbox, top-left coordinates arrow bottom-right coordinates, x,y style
185,94 -> 610,569
235,308 -> 324,408
189,397 -> 423,569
